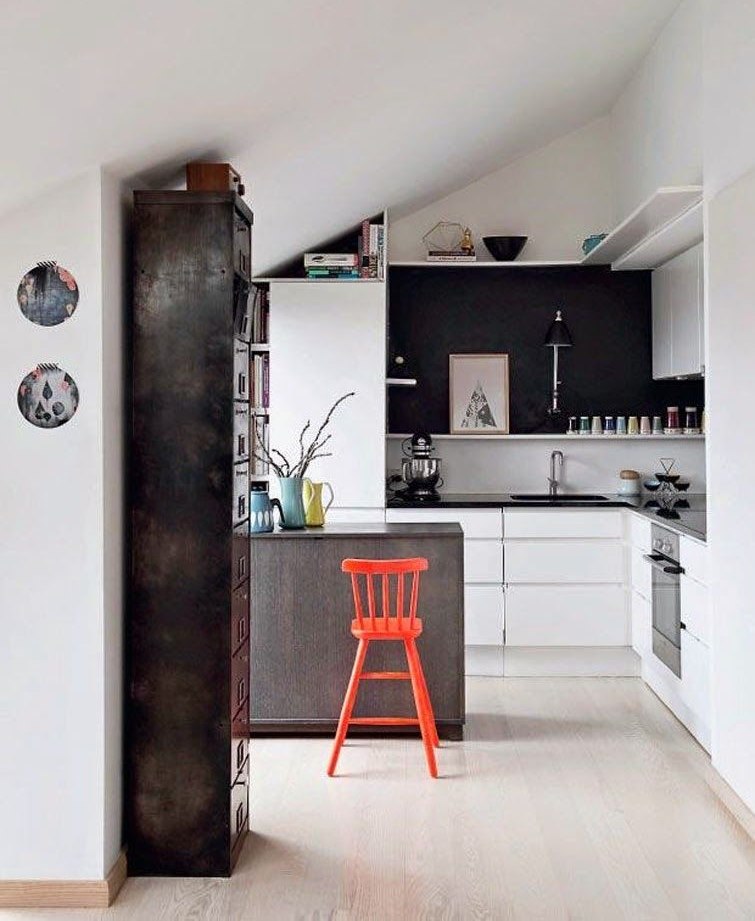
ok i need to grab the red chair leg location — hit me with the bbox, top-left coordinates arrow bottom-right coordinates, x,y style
405,639 -> 438,778
412,643 -> 440,748
327,638 -> 369,776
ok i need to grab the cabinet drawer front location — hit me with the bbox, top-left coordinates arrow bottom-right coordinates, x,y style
386,507 -> 502,539
231,736 -> 249,784
465,585 -> 504,646
233,462 -> 250,525
234,342 -> 249,400
234,213 -> 251,279
631,590 -> 652,656
464,539 -> 503,583
232,523 -> 249,588
504,509 -> 623,539
231,644 -> 250,718
681,630 -> 710,736
232,582 -> 249,654
505,540 -> 624,583
680,537 -> 707,585
234,404 -> 250,462
681,576 -> 709,646
230,773 -> 249,852
631,547 -> 651,600
628,513 -> 652,551
505,585 -> 627,646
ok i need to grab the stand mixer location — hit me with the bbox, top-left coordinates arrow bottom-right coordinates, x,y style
400,433 -> 443,502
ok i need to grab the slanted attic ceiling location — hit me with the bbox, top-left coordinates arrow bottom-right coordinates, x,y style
0,0 -> 679,270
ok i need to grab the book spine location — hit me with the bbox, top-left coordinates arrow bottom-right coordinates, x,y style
262,354 -> 269,407
360,220 -> 370,278
304,253 -> 359,267
377,225 -> 385,280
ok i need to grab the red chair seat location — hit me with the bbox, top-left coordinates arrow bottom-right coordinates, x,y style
351,616 -> 423,639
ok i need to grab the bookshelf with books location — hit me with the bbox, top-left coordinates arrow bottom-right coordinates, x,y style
249,282 -> 270,484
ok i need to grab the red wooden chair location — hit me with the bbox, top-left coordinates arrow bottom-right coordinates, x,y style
327,557 -> 439,778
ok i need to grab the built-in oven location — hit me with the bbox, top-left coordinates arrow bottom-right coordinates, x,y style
645,524 -> 685,677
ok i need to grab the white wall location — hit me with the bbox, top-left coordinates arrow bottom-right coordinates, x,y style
0,171 -> 122,879
387,437 -> 706,495
389,118 -> 615,263
610,0 -> 702,218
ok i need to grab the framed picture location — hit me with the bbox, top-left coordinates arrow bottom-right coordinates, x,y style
449,353 -> 510,434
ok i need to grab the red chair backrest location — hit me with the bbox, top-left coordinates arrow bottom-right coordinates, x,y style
341,558 -> 429,632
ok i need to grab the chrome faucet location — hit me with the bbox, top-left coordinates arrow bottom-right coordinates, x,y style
548,450 -> 564,496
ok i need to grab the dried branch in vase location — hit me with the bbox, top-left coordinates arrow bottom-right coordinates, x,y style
251,392 -> 355,479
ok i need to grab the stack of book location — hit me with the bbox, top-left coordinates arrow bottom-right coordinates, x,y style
304,253 -> 360,280
250,353 -> 269,408
251,286 -> 269,343
426,250 -> 476,262
359,221 -> 385,279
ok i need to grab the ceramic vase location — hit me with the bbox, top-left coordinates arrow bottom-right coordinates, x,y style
277,476 -> 307,529
302,480 -> 334,527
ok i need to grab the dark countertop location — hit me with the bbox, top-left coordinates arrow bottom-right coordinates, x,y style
387,492 -> 707,542
250,522 -> 463,539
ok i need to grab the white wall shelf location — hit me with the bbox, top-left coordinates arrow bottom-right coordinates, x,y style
252,277 -> 384,284
389,260 -> 581,268
582,186 -> 703,269
386,433 -> 705,441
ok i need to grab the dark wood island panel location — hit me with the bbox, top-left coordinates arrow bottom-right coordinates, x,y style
249,523 -> 465,740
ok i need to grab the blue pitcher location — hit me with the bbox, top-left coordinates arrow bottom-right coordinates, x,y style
249,489 -> 285,533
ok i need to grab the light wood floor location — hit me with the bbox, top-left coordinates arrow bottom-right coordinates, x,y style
9,678 -> 755,921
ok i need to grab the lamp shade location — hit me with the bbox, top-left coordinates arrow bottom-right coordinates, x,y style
544,309 -> 573,347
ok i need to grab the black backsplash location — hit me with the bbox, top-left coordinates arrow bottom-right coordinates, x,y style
388,265 -> 705,434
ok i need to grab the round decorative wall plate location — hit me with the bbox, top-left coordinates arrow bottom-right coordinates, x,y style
17,363 -> 80,428
17,261 -> 79,326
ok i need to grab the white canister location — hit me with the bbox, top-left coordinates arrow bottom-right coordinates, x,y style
618,469 -> 641,497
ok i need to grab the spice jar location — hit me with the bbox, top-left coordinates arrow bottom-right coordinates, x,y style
665,406 -> 681,433
684,406 -> 700,434
618,469 -> 641,497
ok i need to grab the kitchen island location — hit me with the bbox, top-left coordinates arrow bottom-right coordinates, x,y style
249,522 -> 465,740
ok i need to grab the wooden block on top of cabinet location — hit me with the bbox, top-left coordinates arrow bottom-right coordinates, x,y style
680,535 -> 707,585
504,509 -> 623,540
505,584 -> 628,646
464,539 -> 503,583
628,512 -> 652,552
386,507 -> 502,539
465,585 -> 504,646
505,540 -> 624,584
681,575 -> 709,646
630,546 -> 652,601
631,590 -> 652,656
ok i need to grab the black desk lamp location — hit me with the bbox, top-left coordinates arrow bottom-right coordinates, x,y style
544,309 -> 573,415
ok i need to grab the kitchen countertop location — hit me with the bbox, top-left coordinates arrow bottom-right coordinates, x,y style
250,522 -> 463,539
387,492 -> 707,542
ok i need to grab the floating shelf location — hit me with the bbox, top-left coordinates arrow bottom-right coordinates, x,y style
251,276 -> 384,284
582,186 -> 703,269
389,260 -> 582,269
386,433 -> 705,441
386,377 -> 417,387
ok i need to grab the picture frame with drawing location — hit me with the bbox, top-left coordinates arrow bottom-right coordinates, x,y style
449,353 -> 510,435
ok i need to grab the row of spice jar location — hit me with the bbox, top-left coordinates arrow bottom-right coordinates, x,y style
566,406 -> 703,436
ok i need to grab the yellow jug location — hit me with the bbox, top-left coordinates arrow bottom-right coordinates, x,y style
302,479 -> 334,527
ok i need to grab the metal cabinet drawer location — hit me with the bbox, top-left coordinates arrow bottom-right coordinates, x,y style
505,540 -> 624,583
231,735 -> 249,785
463,539 -> 503,583
234,404 -> 250,462
230,772 -> 249,853
386,507 -> 502,539
233,462 -> 249,525
232,581 -> 249,655
232,523 -> 249,587
231,644 -> 250,719
234,341 -> 249,400
504,509 -> 623,539
234,214 -> 251,279
464,585 -> 504,646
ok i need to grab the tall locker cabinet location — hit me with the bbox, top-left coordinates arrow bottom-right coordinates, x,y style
129,191 -> 253,876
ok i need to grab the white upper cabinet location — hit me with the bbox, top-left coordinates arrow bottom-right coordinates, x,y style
651,242 -> 704,379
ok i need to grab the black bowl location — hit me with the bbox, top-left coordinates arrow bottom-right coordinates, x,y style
482,235 -> 528,261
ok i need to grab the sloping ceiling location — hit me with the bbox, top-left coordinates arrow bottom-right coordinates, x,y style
1,0 -> 678,270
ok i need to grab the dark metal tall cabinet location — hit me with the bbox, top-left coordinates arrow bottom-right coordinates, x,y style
129,190 -> 253,876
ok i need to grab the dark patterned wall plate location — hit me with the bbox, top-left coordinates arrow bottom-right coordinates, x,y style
17,262 -> 79,326
17,364 -> 80,428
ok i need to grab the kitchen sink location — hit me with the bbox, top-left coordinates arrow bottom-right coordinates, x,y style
509,493 -> 609,503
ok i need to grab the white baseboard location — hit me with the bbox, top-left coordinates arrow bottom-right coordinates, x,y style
466,645 -> 504,676
503,646 -> 640,677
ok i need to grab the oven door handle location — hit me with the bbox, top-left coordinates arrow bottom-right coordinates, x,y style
643,553 -> 685,575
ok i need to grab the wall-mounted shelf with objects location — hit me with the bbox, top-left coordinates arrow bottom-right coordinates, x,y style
390,260 -> 582,269
582,186 -> 703,270
386,433 -> 705,441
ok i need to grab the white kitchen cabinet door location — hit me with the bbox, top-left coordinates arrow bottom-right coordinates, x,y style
681,629 -> 711,747
464,585 -> 504,646
652,262 -> 673,379
670,243 -> 704,378
464,539 -> 503,583
505,540 -> 624,584
505,584 -> 627,646
630,546 -> 652,601
680,535 -> 707,586
386,507 -> 502,539
628,512 -> 652,552
681,576 -> 709,646
270,281 -> 385,509
631,590 -> 652,656
504,509 -> 623,540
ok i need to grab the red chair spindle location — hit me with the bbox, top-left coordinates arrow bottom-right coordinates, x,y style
366,573 -> 377,630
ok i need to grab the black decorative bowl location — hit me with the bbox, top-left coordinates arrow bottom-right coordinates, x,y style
482,235 -> 528,261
